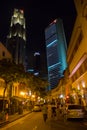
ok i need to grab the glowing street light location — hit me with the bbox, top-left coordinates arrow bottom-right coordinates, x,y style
20,91 -> 25,96
29,90 -> 32,96
32,95 -> 35,98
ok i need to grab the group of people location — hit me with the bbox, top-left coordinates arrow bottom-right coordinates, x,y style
42,102 -> 57,122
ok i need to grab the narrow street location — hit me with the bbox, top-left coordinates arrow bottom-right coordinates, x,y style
0,111 -> 87,130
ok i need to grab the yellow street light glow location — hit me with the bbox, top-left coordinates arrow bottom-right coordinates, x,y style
29,91 -> 31,96
38,96 -> 40,99
77,85 -> 80,90
82,81 -> 85,88
20,91 -> 25,96
32,95 -> 35,98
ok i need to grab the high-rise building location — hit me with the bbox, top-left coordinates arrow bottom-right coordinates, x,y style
33,52 -> 41,76
6,9 -> 26,66
45,18 -> 67,90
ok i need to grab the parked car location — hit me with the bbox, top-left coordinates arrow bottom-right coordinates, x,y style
63,104 -> 84,120
33,104 -> 41,112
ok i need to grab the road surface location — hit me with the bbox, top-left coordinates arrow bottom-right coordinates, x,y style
0,112 -> 87,130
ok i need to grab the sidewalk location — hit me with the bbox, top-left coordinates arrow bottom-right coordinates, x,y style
0,110 -> 31,127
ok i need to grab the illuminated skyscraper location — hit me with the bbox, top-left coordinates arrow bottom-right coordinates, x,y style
33,52 -> 41,76
45,18 -> 67,90
6,9 -> 26,65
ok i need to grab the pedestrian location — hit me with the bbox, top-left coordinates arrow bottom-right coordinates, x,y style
42,103 -> 48,122
51,103 -> 57,118
5,101 -> 9,120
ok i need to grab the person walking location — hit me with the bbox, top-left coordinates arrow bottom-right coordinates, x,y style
5,102 -> 9,121
51,102 -> 57,119
42,103 -> 48,122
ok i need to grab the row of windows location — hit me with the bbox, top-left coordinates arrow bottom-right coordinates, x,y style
68,30 -> 83,64
46,34 -> 58,46
45,24 -> 56,40
48,65 -> 63,88
48,64 -> 62,72
71,58 -> 87,82
47,43 -> 59,66
50,77 -> 59,88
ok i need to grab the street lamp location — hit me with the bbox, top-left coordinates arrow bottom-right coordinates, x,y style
20,91 -> 25,97
29,90 -> 32,96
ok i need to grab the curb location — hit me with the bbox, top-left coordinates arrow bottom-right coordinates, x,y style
0,121 -> 10,127
0,111 -> 32,128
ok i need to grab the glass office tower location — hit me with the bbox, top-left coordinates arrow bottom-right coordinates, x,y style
6,9 -> 26,65
33,52 -> 41,76
45,18 -> 67,90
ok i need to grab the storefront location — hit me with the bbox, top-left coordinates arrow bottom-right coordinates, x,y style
72,71 -> 87,106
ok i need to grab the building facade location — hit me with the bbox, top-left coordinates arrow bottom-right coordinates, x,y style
0,42 -> 12,98
0,42 -> 12,61
6,9 -> 26,66
67,0 -> 87,106
45,18 -> 67,90
33,52 -> 41,76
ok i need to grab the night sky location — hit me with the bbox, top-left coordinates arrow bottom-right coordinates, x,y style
0,0 -> 76,73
